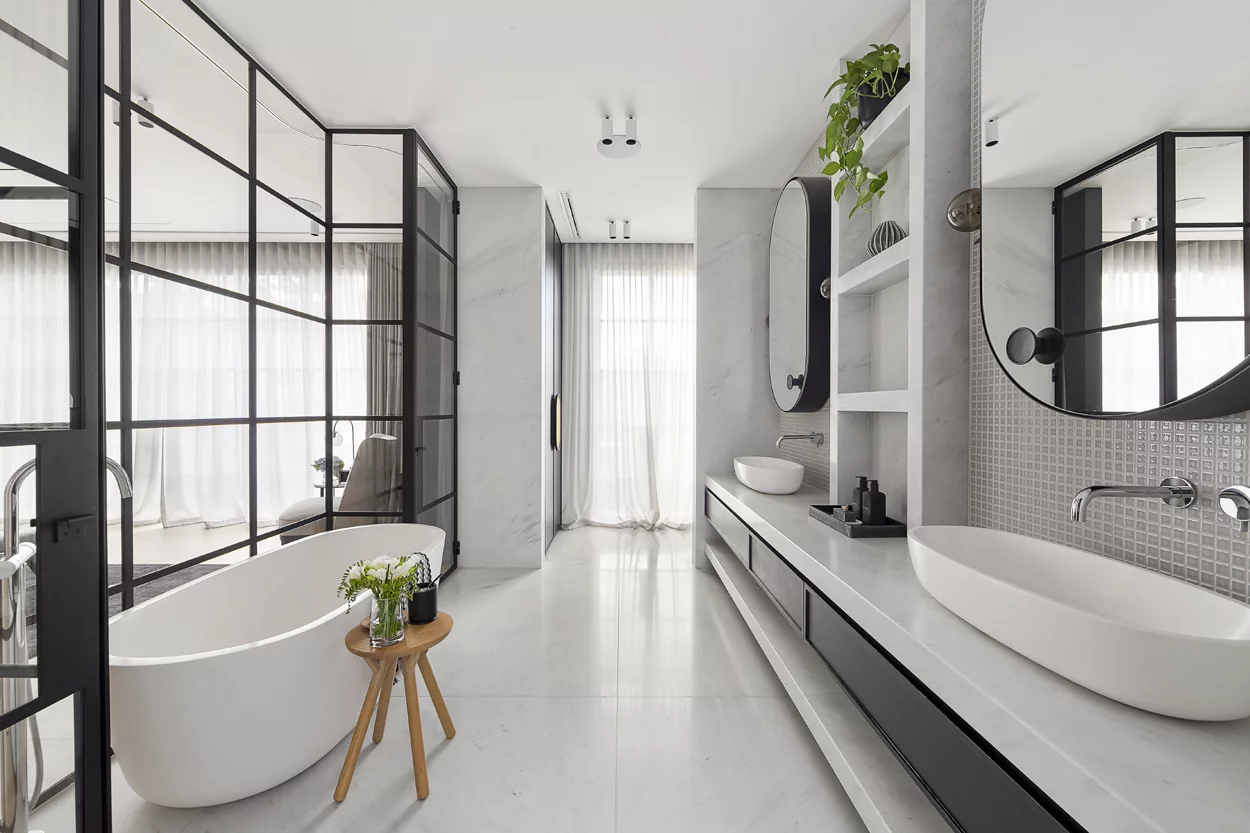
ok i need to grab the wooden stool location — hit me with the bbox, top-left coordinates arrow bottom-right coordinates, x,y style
335,612 -> 455,802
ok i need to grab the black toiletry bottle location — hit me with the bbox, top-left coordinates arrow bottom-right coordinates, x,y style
862,479 -> 887,525
851,476 -> 869,520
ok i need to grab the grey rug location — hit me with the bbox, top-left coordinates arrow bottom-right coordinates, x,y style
23,564 -> 224,659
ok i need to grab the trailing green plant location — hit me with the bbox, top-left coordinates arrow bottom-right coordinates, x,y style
818,43 -> 909,217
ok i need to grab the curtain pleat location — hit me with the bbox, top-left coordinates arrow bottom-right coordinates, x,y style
562,242 -> 695,530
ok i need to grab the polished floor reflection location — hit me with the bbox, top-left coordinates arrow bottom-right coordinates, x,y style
38,526 -> 865,832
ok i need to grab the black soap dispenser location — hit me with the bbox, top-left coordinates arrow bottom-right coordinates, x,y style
851,476 -> 869,520
862,479 -> 887,525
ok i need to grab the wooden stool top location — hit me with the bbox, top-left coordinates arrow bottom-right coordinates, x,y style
345,611 -> 453,660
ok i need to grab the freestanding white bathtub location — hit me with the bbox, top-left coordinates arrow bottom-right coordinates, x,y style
109,523 -> 445,808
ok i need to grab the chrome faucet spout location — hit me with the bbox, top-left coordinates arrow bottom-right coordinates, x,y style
1070,477 -> 1196,522
776,432 -> 825,450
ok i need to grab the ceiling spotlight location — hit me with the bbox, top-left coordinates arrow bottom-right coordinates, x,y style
608,220 -> 618,240
597,116 -> 641,159
623,221 -> 631,240
984,117 -> 999,148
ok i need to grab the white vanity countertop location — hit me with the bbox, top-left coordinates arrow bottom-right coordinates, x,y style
706,473 -> 1250,833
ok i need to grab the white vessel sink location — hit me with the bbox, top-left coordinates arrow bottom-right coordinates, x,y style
908,526 -> 1250,721
733,456 -> 804,495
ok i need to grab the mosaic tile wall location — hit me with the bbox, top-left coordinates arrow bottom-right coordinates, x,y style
969,0 -> 1250,604
775,137 -> 835,493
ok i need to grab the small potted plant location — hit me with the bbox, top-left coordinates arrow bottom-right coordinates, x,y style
819,43 -> 910,217
338,555 -> 421,647
312,455 -> 344,485
407,551 -> 438,625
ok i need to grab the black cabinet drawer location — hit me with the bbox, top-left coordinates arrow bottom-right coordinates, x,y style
749,534 -> 804,629
705,490 -> 749,567
806,592 -> 1076,833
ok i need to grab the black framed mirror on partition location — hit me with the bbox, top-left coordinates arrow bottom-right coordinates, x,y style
768,177 -> 832,413
980,1 -> 1250,419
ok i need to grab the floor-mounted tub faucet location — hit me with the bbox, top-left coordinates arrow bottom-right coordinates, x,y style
1070,477 -> 1196,522
777,432 -> 824,450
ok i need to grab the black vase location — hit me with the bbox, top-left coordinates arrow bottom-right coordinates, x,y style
408,585 -> 438,625
856,70 -> 910,129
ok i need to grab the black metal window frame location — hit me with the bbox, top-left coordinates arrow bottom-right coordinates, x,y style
1054,130 -> 1250,412
103,0 -> 459,613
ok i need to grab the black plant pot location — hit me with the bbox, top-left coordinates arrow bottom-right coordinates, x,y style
857,70 -> 910,130
408,585 -> 438,625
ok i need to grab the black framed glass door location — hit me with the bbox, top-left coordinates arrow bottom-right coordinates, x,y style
0,0 -> 111,829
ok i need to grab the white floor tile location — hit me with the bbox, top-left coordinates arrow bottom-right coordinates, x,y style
98,527 -> 865,832
615,696 -> 867,833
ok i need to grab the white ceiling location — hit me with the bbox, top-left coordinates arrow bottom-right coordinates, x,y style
193,0 -> 909,242
982,0 -> 1250,193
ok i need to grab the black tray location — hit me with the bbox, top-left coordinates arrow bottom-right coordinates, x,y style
809,504 -> 907,538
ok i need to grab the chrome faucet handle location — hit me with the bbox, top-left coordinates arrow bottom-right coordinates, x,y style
1219,485 -> 1250,530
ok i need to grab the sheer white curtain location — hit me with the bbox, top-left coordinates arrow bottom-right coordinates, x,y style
1101,241 -> 1160,412
562,243 -> 694,529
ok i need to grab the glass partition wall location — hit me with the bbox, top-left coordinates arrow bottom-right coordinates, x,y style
104,0 -> 459,618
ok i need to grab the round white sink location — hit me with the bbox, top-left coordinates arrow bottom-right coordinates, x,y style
733,456 -> 804,495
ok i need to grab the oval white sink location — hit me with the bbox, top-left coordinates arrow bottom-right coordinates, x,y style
908,525 -> 1250,721
733,456 -> 804,495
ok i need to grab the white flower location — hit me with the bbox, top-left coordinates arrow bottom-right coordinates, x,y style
345,564 -> 364,582
367,556 -> 399,577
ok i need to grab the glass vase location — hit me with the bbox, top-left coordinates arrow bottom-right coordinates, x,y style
369,595 -> 406,647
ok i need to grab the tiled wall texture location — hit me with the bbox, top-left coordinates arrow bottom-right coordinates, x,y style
969,0 -> 1250,604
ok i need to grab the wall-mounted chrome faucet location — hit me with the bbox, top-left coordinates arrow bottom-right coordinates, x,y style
1070,477 -> 1196,522
777,432 -> 824,450
1218,485 -> 1250,530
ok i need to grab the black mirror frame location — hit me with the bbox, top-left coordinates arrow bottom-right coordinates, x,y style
770,176 -> 832,413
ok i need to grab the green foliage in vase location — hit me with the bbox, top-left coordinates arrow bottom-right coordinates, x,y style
337,554 -> 422,607
818,43 -> 909,218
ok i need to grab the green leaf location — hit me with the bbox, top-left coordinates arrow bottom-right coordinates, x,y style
868,177 -> 885,194
822,161 -> 841,176
843,146 -> 862,168
833,178 -> 847,201
846,117 -> 860,136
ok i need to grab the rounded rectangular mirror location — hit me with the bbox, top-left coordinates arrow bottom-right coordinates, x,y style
769,177 -> 831,412
979,0 -> 1250,419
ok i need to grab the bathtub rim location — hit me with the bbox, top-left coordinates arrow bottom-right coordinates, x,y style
108,524 -> 445,668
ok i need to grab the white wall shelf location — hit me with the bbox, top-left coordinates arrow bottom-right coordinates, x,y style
838,239 -> 910,296
837,390 -> 908,413
860,85 -> 912,171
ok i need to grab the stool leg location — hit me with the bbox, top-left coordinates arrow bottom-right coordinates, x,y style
335,658 -> 389,802
417,651 -> 456,739
372,658 -> 397,743
400,655 -> 430,800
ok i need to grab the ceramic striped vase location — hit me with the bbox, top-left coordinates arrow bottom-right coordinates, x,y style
867,220 -> 906,256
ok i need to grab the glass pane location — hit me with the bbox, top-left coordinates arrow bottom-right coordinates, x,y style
257,420 -> 326,534
131,273 -> 249,419
1102,324 -> 1160,412
1061,143 -> 1158,254
417,151 -> 454,251
105,264 -> 121,421
1178,321 -> 1246,399
131,115 -> 249,278
418,236 -> 454,335
417,498 -> 454,576
417,329 -> 454,416
0,1 -> 69,172
131,0 -> 249,168
23,695 -> 78,831
105,429 -> 122,574
1176,233 -> 1244,317
105,0 -> 119,90
0,214 -> 71,427
0,179 -> 72,243
422,418 -> 454,506
1176,136 -> 1242,225
334,325 -> 401,416
256,73 -> 325,209
1059,239 -> 1157,333
257,190 -> 325,316
333,134 -> 403,224
338,423 -> 402,514
256,309 -> 325,417
0,446 -> 37,722
332,237 -> 402,319
131,424 -> 250,580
